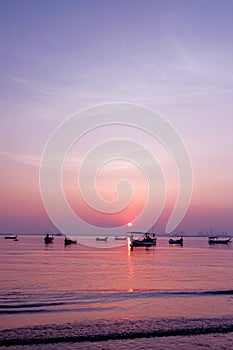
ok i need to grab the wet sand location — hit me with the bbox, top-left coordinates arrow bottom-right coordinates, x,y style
0,316 -> 232,349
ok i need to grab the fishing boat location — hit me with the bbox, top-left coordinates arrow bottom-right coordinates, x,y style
169,237 -> 183,245
208,236 -> 231,244
130,232 -> 156,248
64,237 -> 77,245
44,234 -> 54,244
5,235 -> 17,240
96,236 -> 108,241
114,236 -> 127,241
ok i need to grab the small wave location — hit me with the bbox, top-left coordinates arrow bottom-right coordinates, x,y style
0,289 -> 232,316
0,302 -> 64,309
0,317 -> 233,346
203,290 -> 233,295
0,305 -> 118,315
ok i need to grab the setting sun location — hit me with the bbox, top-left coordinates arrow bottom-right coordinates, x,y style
127,222 -> 132,227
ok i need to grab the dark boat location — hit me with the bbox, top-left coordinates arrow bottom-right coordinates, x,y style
5,235 -> 17,240
114,236 -> 127,241
169,237 -> 183,245
208,237 -> 231,244
64,237 -> 77,245
44,234 -> 54,244
130,232 -> 156,248
96,236 -> 108,241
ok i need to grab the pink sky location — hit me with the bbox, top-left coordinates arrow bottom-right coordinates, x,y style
0,1 -> 233,235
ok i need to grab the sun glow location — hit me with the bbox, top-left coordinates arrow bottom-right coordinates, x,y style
127,222 -> 132,227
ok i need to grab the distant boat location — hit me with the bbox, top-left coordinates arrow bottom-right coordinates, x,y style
44,234 -> 54,244
64,237 -> 77,245
114,236 -> 127,241
5,235 -> 17,240
130,232 -> 156,248
96,236 -> 108,241
208,237 -> 231,244
169,237 -> 183,245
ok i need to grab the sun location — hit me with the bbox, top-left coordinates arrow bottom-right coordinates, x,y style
127,222 -> 132,227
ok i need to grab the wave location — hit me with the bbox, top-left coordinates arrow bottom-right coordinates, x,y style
0,316 -> 233,346
0,289 -> 232,316
0,305 -> 118,315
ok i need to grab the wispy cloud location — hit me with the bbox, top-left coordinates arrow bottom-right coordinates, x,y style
0,150 -> 40,167
6,75 -> 30,86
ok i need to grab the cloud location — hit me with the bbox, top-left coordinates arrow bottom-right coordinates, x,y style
6,75 -> 30,86
0,150 -> 40,167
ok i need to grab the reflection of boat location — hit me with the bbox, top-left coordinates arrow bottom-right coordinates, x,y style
64,237 -> 77,245
169,237 -> 183,245
114,236 -> 127,241
130,233 -> 156,248
5,235 -> 17,240
208,237 -> 231,244
44,234 -> 54,244
96,236 -> 108,241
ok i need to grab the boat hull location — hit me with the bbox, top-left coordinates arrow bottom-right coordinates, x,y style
44,235 -> 54,244
96,237 -> 108,241
130,241 -> 156,247
64,238 -> 77,245
208,238 -> 231,244
5,236 -> 17,240
169,238 -> 183,245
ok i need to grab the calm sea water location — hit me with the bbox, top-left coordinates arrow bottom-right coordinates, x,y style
0,235 -> 232,349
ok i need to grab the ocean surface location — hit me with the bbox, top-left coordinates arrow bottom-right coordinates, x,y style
0,235 -> 232,349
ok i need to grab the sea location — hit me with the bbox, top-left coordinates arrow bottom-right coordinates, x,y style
0,235 -> 232,349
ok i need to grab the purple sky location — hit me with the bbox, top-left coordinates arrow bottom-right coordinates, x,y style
0,0 -> 233,235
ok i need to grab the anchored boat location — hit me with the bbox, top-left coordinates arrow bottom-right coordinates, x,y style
208,236 -> 231,244
5,235 -> 17,240
64,237 -> 77,245
169,237 -> 183,245
96,236 -> 108,241
114,236 -> 127,241
44,234 -> 54,244
130,232 -> 156,248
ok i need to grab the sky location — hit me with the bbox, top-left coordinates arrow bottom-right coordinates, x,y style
0,0 -> 233,235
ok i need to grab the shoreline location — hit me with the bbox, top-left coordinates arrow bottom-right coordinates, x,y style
1,316 -> 233,347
